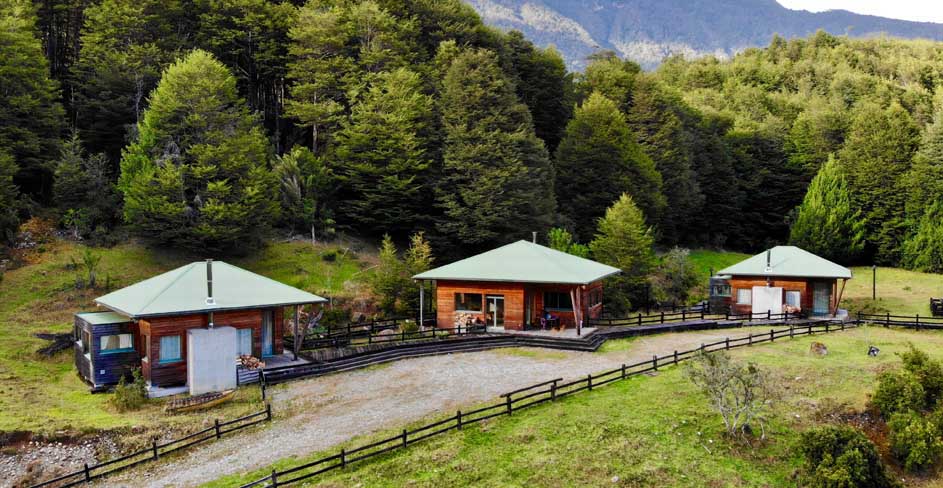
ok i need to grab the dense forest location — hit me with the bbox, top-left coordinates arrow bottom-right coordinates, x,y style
2,0 -> 943,277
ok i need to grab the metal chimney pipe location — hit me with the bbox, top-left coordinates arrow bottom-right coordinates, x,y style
206,259 -> 215,328
532,231 -> 537,244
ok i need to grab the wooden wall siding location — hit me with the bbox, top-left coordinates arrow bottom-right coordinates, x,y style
434,280 -> 605,330
435,281 -> 526,330
73,317 -> 93,385
726,276 -> 838,315
73,316 -> 138,387
140,308 -> 285,387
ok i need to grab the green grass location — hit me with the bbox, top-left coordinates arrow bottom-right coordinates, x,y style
687,249 -> 750,280
845,266 -> 943,316
203,327 -> 943,488
0,239 -> 373,436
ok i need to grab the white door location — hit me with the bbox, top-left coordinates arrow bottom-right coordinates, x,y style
752,286 -> 783,315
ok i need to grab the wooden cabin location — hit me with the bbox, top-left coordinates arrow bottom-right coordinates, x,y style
413,240 -> 620,332
709,246 -> 852,317
74,260 -> 325,394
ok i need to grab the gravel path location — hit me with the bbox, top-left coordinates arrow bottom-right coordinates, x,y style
107,326 -> 770,487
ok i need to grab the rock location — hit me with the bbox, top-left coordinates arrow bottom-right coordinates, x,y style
810,342 -> 828,356
611,475 -> 620,483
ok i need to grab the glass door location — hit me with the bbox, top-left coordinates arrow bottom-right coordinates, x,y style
486,295 -> 505,327
262,310 -> 274,357
813,282 -> 831,315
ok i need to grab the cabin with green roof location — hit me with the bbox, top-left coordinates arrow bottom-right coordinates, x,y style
413,240 -> 620,332
709,246 -> 852,317
74,260 -> 326,392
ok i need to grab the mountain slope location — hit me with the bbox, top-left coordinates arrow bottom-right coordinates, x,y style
466,0 -> 943,69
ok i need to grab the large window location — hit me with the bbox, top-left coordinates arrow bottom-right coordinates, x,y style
159,335 -> 182,363
100,333 -> 133,353
785,290 -> 801,308
454,293 -> 483,312
736,289 -> 752,305
711,284 -> 731,297
237,328 -> 253,356
544,291 -> 573,310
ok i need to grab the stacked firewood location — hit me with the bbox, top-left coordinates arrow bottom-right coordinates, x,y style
239,355 -> 265,370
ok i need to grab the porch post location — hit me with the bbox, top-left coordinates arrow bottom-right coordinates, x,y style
293,305 -> 300,360
419,280 -> 424,327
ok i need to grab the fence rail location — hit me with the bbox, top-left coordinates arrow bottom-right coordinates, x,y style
588,309 -> 796,327
285,318 -> 466,351
857,312 -> 943,329
240,320 -> 850,488
30,405 -> 272,488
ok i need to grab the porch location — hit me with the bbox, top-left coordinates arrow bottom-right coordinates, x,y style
489,326 -> 599,338
236,352 -> 310,385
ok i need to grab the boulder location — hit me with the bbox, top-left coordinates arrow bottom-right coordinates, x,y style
810,342 -> 828,356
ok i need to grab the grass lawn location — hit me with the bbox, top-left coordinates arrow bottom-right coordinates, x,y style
845,266 -> 943,316
203,326 -> 943,487
687,249 -> 751,281
0,239 -> 372,437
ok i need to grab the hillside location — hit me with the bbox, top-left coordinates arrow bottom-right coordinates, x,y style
466,0 -> 943,68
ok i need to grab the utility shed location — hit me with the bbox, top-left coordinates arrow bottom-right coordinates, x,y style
712,246 -> 852,317
413,240 -> 620,331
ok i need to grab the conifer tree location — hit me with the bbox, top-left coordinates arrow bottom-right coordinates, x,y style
788,156 -> 864,263
333,67 -> 433,236
53,133 -> 120,237
435,48 -> 555,250
555,92 -> 663,240
0,0 -> 64,201
904,111 -> 943,224
0,150 -> 21,245
839,102 -> 920,264
273,145 -> 336,241
119,50 -> 277,254
590,194 -> 656,314
902,202 -> 943,273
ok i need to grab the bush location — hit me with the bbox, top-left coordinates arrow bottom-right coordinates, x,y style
684,351 -> 772,439
872,370 -> 926,417
798,425 -> 899,488
400,320 -> 419,334
899,344 -> 943,407
320,307 -> 350,329
888,411 -> 943,472
111,368 -> 147,412
843,297 -> 890,317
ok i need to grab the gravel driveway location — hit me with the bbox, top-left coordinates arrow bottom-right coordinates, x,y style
107,326 -> 774,487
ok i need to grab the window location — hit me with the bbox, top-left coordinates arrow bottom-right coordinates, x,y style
100,333 -> 133,353
736,289 -> 752,305
237,328 -> 253,356
544,292 -> 573,310
785,290 -> 801,308
159,335 -> 182,363
454,293 -> 483,312
711,284 -> 731,297
78,327 -> 90,355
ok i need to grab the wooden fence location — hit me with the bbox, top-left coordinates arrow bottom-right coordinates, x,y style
240,321 -> 851,488
30,405 -> 272,488
589,309 -> 796,327
285,316 -> 449,351
857,312 -> 943,329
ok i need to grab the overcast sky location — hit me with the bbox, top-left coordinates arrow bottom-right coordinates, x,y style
777,0 -> 943,24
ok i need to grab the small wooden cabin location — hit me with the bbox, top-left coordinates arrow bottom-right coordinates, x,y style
413,240 -> 621,331
74,260 -> 325,392
710,246 -> 852,317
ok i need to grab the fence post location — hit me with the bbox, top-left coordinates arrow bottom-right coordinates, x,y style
725,338 -> 730,350
770,329 -> 774,342
886,312 -> 890,328
588,373 -> 593,391
215,419 -> 221,439
506,395 -> 513,416
916,314 -> 920,330
638,313 -> 642,327
340,448 -> 346,468
152,439 -> 159,460
402,429 -> 408,448
457,410 -> 463,430
653,355 -> 658,371
621,364 -> 627,379
790,324 -> 794,338
682,310 -> 686,321
260,371 -> 267,401
767,309 -> 771,321
84,463 -> 91,483
748,334 -> 752,346
660,311 -> 665,324
674,350 -> 678,364
808,324 -> 813,335
841,322 -> 845,331
266,403 -> 272,421
551,380 -> 558,401
725,311 -> 729,321
271,469 -> 279,488
826,323 -> 830,333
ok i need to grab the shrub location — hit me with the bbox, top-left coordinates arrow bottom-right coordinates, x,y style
899,344 -> 943,407
321,249 -> 337,262
400,320 -> 419,334
685,351 -> 773,439
798,425 -> 899,488
872,370 -> 926,417
111,368 -> 147,412
320,307 -> 350,329
888,411 -> 943,472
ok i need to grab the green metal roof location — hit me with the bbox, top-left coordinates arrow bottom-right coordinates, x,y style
95,261 -> 327,318
76,311 -> 131,325
717,246 -> 852,279
413,240 -> 621,285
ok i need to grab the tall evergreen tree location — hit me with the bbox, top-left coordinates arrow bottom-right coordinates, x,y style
904,111 -> 943,225
626,76 -> 703,244
554,92 -> 663,240
52,132 -> 121,237
119,50 -> 277,254
0,150 -> 21,245
901,202 -> 943,273
273,145 -> 336,241
839,102 -> 920,264
788,156 -> 864,263
333,67 -> 434,236
589,193 -> 655,314
435,48 -> 555,251
73,0 -> 191,162
579,52 -> 639,111
0,0 -> 64,201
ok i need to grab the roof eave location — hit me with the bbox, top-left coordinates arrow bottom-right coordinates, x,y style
96,298 -> 328,320
412,269 -> 621,286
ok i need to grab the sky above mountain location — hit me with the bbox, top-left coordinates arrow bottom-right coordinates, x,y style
777,1 -> 943,24
467,0 -> 943,70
